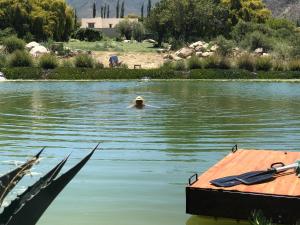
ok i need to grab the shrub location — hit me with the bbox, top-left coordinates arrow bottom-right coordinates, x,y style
202,55 -> 219,69
288,60 -> 300,71
160,61 -> 174,70
3,36 -> 25,53
187,55 -> 202,69
173,60 -> 186,71
61,59 -> 74,68
218,57 -> 231,69
116,19 -> 133,40
48,42 -> 71,56
241,31 -> 273,52
236,53 -> 255,71
95,62 -> 104,69
74,54 -> 95,68
0,54 -> 6,68
132,22 -> 145,42
215,36 -> 235,56
272,60 -> 287,71
73,28 -> 103,42
39,54 -> 58,69
8,50 -> 33,67
255,56 -> 272,71
0,28 -> 16,42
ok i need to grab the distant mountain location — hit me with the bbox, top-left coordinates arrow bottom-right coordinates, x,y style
67,0 -> 159,18
68,0 -> 300,22
264,0 -> 300,22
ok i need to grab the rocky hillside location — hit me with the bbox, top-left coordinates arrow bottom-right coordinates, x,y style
68,0 -> 300,22
264,0 -> 300,22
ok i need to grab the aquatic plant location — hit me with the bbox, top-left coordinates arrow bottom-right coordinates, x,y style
0,145 -> 98,225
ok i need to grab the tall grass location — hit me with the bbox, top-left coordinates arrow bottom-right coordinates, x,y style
8,50 -> 33,67
288,59 -> 300,71
3,36 -> 25,53
39,54 -> 58,69
187,56 -> 202,69
255,56 -> 272,71
236,53 -> 255,71
74,54 -> 95,68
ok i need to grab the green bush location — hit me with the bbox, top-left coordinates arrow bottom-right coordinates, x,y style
272,60 -> 287,71
2,67 -> 43,79
61,59 -> 73,68
0,28 -> 16,42
160,61 -> 174,70
202,55 -> 230,69
236,53 -> 255,71
132,22 -> 145,42
241,31 -> 273,52
187,56 -> 202,69
173,60 -> 186,71
95,62 -> 105,69
3,36 -> 25,53
73,28 -> 103,42
116,19 -> 133,40
74,54 -> 95,68
0,54 -> 6,68
39,54 -> 58,69
8,50 -> 33,67
288,60 -> 300,71
202,55 -> 220,69
255,56 -> 272,71
215,36 -> 235,56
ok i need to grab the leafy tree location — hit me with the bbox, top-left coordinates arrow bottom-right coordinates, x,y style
0,0 -> 75,41
116,19 -> 132,40
132,22 -> 145,42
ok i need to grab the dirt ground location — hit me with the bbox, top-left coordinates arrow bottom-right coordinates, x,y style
92,51 -> 165,69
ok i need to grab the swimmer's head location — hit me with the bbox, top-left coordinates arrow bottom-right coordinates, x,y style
135,96 -> 144,106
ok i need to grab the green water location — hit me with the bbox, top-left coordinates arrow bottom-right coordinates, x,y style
0,81 -> 300,225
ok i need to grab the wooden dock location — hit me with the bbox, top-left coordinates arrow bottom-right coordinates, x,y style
186,149 -> 300,224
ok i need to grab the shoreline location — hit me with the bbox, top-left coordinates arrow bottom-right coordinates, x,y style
1,67 -> 300,81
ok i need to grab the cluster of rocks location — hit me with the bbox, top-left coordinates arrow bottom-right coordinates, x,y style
163,41 -> 219,61
25,42 -> 49,56
254,48 -> 270,57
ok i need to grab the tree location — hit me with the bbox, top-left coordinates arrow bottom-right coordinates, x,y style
107,5 -> 110,18
104,4 -> 107,18
93,1 -> 96,18
147,0 -> 152,17
132,21 -> 145,42
116,19 -> 132,39
101,6 -> 104,18
116,0 -> 120,18
120,1 -> 125,18
141,3 -> 144,21
0,0 -> 75,41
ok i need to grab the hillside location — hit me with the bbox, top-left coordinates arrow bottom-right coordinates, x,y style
68,0 -> 300,22
67,0 -> 159,18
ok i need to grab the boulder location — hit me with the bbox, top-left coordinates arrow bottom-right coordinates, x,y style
189,41 -> 205,49
143,39 -> 156,44
254,48 -> 264,54
26,42 -> 40,50
262,53 -> 270,57
29,46 -> 49,56
201,52 -> 214,57
195,52 -> 202,57
195,45 -> 205,52
210,45 -> 219,52
157,48 -> 167,54
175,47 -> 195,58
123,40 -> 131,43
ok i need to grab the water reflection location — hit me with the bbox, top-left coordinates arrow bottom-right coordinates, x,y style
0,81 -> 300,225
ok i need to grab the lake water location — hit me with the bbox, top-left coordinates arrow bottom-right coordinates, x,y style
0,80 -> 300,225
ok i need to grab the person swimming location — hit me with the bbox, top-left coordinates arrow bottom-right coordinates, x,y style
133,96 -> 145,109
128,96 -> 159,109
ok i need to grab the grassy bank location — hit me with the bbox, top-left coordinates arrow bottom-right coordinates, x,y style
65,40 -> 157,53
2,67 -> 300,80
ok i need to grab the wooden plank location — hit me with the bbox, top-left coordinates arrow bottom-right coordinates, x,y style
190,149 -> 300,197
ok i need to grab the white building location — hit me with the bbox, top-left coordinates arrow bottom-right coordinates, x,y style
81,17 -> 138,37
